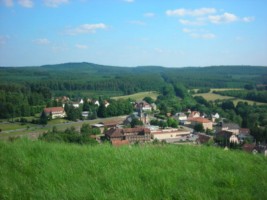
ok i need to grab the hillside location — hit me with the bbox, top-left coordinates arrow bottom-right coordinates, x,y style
1,140 -> 267,199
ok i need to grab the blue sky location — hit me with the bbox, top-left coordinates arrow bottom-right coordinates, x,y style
0,0 -> 266,67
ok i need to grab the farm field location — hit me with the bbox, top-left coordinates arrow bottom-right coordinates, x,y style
194,88 -> 267,105
112,91 -> 159,101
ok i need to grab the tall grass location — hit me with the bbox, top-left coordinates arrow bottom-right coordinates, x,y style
1,139 -> 267,199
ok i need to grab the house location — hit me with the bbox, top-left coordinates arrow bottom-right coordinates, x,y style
221,123 -> 240,134
72,102 -> 80,108
135,101 -> 152,112
55,96 -> 70,103
215,130 -> 233,146
94,100 -> 100,106
211,113 -> 220,122
151,128 -> 191,143
188,111 -> 200,118
43,107 -> 66,119
175,112 -> 187,121
151,103 -> 157,111
238,128 -> 253,142
82,111 -> 89,118
229,134 -> 239,144
104,100 -> 110,108
242,143 -> 256,153
188,117 -> 213,130
196,133 -> 213,144
105,127 -> 151,143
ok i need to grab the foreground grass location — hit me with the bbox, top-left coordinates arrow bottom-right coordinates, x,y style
112,91 -> 159,101
1,140 -> 267,200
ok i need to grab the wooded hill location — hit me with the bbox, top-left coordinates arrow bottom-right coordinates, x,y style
1,63 -> 267,93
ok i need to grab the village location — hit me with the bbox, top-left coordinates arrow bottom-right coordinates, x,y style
42,96 -> 267,156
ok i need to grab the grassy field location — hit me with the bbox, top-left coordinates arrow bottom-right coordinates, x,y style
194,88 -> 266,106
112,91 -> 159,101
0,139 -> 267,199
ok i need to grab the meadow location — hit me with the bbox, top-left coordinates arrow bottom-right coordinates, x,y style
0,139 -> 267,200
112,91 -> 159,101
194,88 -> 267,105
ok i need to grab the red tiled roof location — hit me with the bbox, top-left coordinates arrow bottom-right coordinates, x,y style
188,117 -> 211,123
123,127 -> 150,134
44,107 -> 64,113
105,128 -> 123,138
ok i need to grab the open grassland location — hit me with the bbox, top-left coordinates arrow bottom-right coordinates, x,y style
193,93 -> 234,101
0,140 -> 267,200
210,88 -> 244,92
194,88 -> 266,106
112,91 -> 159,101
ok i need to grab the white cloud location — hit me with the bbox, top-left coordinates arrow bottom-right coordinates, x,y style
75,44 -> 88,49
66,23 -> 107,35
2,0 -> 14,7
208,12 -> 238,24
123,0 -> 134,3
243,16 -> 255,22
166,8 -> 216,17
144,12 -> 155,18
33,38 -> 51,45
18,0 -> 33,8
129,20 -> 146,26
43,0 -> 69,7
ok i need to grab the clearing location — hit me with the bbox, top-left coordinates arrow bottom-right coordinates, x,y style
112,91 -> 159,101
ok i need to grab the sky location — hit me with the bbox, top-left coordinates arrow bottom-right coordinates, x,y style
0,0 -> 267,67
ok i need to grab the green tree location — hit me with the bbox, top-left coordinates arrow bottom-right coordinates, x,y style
194,123 -> 204,132
130,118 -> 143,128
40,111 -> 48,125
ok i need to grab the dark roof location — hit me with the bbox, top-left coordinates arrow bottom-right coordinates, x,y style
242,143 -> 256,152
197,133 -> 212,144
105,128 -> 123,138
123,127 -> 150,134
222,123 -> 240,130
216,131 -> 233,139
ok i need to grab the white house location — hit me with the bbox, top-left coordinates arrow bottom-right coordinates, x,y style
151,128 -> 191,143
44,107 -> 66,119
175,112 -> 187,121
229,134 -> 239,144
72,102 -> 80,108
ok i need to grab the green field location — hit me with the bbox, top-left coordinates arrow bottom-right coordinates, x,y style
112,91 -> 159,101
194,88 -> 266,105
0,140 -> 267,199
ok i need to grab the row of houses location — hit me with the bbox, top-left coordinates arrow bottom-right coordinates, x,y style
104,127 -> 192,146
